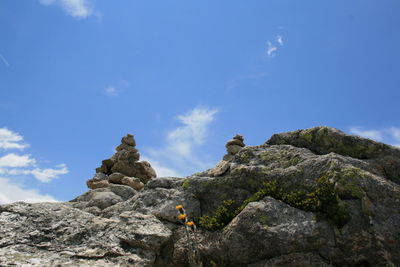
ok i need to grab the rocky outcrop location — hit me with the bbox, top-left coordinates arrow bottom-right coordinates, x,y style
209,134 -> 246,177
87,134 -> 156,191
0,202 -> 171,266
1,126 -> 400,266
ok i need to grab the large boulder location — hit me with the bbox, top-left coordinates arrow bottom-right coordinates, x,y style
0,202 -> 172,267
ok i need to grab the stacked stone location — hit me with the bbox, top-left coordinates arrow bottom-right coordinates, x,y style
87,134 -> 157,191
209,134 -> 245,177
223,134 -> 245,161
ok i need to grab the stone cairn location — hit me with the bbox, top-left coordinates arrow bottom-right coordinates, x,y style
209,134 -> 245,177
87,134 -> 157,191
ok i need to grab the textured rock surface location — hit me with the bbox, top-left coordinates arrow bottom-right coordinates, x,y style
1,126 -> 400,266
0,202 -> 171,267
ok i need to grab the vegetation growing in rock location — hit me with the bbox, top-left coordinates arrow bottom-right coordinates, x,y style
198,199 -> 236,231
181,179 -> 190,189
259,149 -> 301,169
199,176 -> 350,231
335,167 -> 364,199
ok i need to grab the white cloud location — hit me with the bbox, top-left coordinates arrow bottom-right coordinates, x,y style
349,127 -> 384,141
104,86 -> 119,96
266,42 -> 277,57
38,0 -> 94,19
0,164 -> 69,183
31,164 -> 69,183
349,126 -> 400,147
61,0 -> 92,18
0,54 -> 10,67
266,35 -> 284,57
0,153 -> 35,167
388,127 -> 400,140
144,107 -> 218,177
0,177 -> 58,204
276,35 -> 284,46
0,128 -> 28,150
388,127 -> 400,147
167,107 -> 218,157
0,128 -> 68,204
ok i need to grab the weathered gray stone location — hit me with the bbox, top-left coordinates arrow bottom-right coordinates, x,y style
93,172 -> 108,180
208,160 -> 230,177
108,172 -> 125,184
219,197 -> 335,265
116,150 -> 140,161
74,184 -> 135,201
0,202 -> 171,267
121,176 -> 144,191
87,179 -> 109,189
227,144 -> 243,155
225,138 -> 245,147
95,159 -> 115,174
111,161 -> 156,183
222,153 -> 234,161
116,143 -> 139,153
233,133 -> 244,142
122,134 -> 136,146
2,126 -> 400,267
86,191 -> 123,210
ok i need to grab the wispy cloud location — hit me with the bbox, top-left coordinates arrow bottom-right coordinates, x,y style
104,86 -> 119,96
0,127 -> 68,203
349,127 -> 384,142
0,54 -> 10,67
0,164 -> 68,183
0,177 -> 58,204
266,42 -> 277,57
31,164 -> 69,182
0,128 -> 29,150
38,0 -> 95,19
266,35 -> 284,57
0,153 -> 36,168
144,107 -> 218,177
349,126 -> 400,147
276,35 -> 283,46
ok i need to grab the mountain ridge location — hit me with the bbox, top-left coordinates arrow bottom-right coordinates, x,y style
1,126 -> 399,266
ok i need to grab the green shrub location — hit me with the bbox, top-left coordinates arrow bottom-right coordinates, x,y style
198,176 -> 350,231
182,179 -> 190,189
199,200 -> 236,231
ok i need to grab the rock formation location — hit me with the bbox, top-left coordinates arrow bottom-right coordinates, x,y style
223,133 -> 245,161
87,134 -> 156,191
209,134 -> 246,177
1,126 -> 400,266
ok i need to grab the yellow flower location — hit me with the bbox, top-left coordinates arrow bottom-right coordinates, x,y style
186,221 -> 195,227
178,214 -> 187,220
175,205 -> 183,210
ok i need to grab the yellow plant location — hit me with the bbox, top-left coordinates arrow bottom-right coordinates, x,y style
175,204 -> 202,267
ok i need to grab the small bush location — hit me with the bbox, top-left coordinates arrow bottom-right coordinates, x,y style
198,177 -> 350,231
199,200 -> 236,231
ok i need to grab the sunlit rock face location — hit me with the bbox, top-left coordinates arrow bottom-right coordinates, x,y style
87,134 -> 156,191
1,126 -> 399,266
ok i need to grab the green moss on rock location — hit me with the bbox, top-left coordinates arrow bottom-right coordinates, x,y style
335,167 -> 365,199
181,178 -> 190,190
199,174 -> 351,231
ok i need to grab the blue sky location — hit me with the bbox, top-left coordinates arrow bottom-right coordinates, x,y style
1,0 -> 399,203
